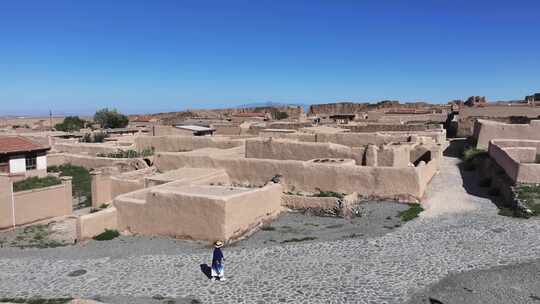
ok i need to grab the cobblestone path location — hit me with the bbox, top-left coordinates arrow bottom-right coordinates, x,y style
1,156 -> 540,303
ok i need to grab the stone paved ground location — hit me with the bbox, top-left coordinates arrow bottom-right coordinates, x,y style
405,259 -> 540,304
1,155 -> 540,303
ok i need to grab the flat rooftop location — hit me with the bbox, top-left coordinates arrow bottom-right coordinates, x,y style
155,184 -> 254,198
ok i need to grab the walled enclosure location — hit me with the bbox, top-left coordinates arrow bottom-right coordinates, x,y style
488,139 -> 540,184
474,119 -> 540,149
245,137 -> 441,168
154,151 -> 437,200
113,182 -> 283,242
0,176 -> 73,230
134,135 -> 243,152
258,128 -> 446,147
53,142 -> 122,156
47,153 -> 149,172
90,167 -> 229,208
458,106 -> 540,137
245,138 -> 363,164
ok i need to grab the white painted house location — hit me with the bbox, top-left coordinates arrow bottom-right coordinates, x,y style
0,136 -> 50,177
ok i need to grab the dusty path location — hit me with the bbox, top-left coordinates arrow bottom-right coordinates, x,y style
1,155 -> 540,303
421,155 -> 495,217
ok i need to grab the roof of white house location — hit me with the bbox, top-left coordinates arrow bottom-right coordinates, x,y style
175,125 -> 215,132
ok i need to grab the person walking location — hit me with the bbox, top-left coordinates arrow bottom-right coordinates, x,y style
211,240 -> 225,281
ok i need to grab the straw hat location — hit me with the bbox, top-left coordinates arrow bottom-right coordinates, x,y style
214,240 -> 224,248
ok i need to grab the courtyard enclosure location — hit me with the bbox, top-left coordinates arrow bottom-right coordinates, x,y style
47,153 -> 149,172
134,135 -> 243,152
0,175 -> 73,229
154,150 -> 436,200
53,142 -> 121,156
474,119 -> 540,149
488,139 -> 540,184
113,182 -> 283,241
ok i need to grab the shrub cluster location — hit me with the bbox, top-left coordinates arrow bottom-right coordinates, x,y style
97,148 -> 154,159
93,229 -> 120,241
312,188 -> 344,199
398,203 -> 424,221
13,176 -> 62,192
55,116 -> 86,132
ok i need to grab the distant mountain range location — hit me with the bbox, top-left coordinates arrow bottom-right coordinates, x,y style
235,101 -> 310,111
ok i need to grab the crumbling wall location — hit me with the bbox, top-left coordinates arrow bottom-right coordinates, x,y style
53,142 -> 121,156
474,120 -> 540,149
47,153 -> 66,167
342,124 -> 428,133
77,207 -> 118,240
489,139 -> 540,184
153,125 -> 195,136
459,106 -> 540,137
245,138 -> 362,164
134,135 -> 243,152
154,152 -> 428,199
59,153 -> 149,172
377,144 -> 412,167
212,124 -> 242,136
375,113 -> 447,124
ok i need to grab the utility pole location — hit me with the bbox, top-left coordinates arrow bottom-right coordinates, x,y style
49,110 -> 53,131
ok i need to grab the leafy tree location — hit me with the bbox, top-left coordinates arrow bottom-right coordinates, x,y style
55,116 -> 86,132
80,131 -> 108,143
94,108 -> 129,129
273,111 -> 289,120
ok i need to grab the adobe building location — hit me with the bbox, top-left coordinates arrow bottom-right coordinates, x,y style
488,139 -> 540,184
473,119 -> 540,149
0,136 -> 50,179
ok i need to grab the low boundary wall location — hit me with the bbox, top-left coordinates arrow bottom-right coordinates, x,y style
77,207 -> 118,240
47,153 -> 149,172
53,143 -> 121,156
245,138 -> 362,164
134,135 -> 243,152
0,176 -> 73,229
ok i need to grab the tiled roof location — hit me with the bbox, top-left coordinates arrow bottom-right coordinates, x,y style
0,136 -> 49,154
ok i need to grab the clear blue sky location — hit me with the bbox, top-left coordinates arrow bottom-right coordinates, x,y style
1,0 -> 539,116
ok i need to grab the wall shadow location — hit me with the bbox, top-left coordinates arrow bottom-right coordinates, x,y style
443,138 -> 467,158
457,162 -> 491,199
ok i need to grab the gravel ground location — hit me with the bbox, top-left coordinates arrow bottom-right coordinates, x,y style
406,259 -> 540,304
0,219 -> 75,249
0,201 -> 407,259
1,154 -> 540,303
232,202 -> 408,249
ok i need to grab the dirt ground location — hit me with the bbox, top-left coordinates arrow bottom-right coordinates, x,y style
0,217 -> 76,249
0,201 -> 409,258
232,201 -> 409,249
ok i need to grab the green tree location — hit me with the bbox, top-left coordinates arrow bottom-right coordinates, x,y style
54,116 -> 86,132
94,108 -> 129,129
273,111 -> 289,120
